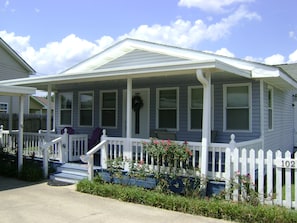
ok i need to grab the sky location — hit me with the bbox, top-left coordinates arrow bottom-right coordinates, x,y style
0,0 -> 297,76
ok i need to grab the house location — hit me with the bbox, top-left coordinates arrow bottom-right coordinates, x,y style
29,96 -> 54,115
0,37 -> 37,172
1,38 -> 297,177
0,37 -> 35,115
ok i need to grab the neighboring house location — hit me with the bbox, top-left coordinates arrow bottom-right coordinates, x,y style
0,37 -> 35,114
1,38 -> 297,156
30,96 -> 54,115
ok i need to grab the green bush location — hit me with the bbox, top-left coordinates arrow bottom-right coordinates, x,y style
77,179 -> 297,223
19,160 -> 43,182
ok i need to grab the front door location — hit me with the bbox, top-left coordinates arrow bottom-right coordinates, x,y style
123,89 -> 150,139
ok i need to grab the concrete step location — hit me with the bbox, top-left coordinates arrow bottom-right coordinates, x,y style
50,162 -> 101,184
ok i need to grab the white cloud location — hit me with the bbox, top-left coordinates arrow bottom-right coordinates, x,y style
4,0 -> 9,8
178,0 -> 254,13
264,54 -> 285,65
0,5 -> 260,75
288,50 -> 297,63
123,5 -> 260,48
0,30 -> 114,74
289,31 -> 297,40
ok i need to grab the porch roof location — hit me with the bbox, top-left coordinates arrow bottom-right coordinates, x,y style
0,38 -> 296,91
0,84 -> 36,96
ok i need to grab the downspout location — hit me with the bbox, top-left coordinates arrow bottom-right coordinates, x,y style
196,69 -> 211,178
260,80 -> 264,148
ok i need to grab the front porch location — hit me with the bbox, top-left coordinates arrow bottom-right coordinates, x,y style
0,125 -> 263,180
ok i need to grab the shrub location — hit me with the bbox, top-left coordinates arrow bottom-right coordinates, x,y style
19,160 -> 43,182
77,179 -> 297,223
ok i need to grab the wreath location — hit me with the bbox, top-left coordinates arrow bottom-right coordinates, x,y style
132,94 -> 144,112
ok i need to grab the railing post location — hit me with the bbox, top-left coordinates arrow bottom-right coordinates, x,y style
101,129 -> 107,169
61,129 -> 69,163
0,125 -> 3,148
88,154 -> 94,181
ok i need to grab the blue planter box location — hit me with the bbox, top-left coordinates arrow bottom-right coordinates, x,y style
97,170 -> 157,189
206,181 -> 225,197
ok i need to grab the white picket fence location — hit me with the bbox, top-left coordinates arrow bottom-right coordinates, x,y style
91,133 -> 296,209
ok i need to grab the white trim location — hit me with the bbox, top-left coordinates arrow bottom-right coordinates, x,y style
267,85 -> 274,131
100,90 -> 118,129
156,87 -> 179,131
223,83 -> 252,132
78,91 -> 94,127
59,92 -> 73,127
0,84 -> 36,96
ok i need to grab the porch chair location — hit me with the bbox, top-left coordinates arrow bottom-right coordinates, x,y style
88,127 -> 103,149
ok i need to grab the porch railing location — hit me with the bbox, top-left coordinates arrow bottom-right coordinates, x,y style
96,132 -> 263,179
0,125 -> 88,163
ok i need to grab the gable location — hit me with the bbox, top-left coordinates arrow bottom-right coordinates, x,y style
97,49 -> 188,70
0,38 -> 35,80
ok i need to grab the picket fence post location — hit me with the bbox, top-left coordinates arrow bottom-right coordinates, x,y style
275,150 -> 283,206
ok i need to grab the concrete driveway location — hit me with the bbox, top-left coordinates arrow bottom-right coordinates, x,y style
0,176 -> 232,223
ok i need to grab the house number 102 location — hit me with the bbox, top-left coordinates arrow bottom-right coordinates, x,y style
276,159 -> 297,169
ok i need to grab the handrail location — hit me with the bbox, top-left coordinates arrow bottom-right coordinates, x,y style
80,140 -> 107,181
41,136 -> 63,150
87,139 -> 107,156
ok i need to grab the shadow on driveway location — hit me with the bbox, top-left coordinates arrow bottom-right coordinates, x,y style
0,176 -> 45,191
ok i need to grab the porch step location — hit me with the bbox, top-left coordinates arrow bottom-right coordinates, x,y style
50,163 -> 101,184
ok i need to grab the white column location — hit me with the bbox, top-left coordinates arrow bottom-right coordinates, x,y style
126,78 -> 132,138
124,78 -> 132,170
43,84 -> 52,178
18,95 -> 25,173
196,69 -> 211,177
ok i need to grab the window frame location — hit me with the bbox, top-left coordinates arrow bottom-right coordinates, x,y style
78,91 -> 94,127
156,87 -> 179,130
0,102 -> 8,113
268,86 -> 273,131
223,83 -> 252,132
100,90 -> 118,128
59,92 -> 73,126
188,86 -> 203,131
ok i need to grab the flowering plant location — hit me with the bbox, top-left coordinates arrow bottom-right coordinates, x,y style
142,138 -> 192,172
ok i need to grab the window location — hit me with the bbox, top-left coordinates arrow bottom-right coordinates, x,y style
189,87 -> 203,130
79,91 -> 93,126
268,86 -> 273,130
0,103 -> 8,113
59,92 -> 72,126
101,91 -> 117,127
224,84 -> 251,131
157,88 -> 178,129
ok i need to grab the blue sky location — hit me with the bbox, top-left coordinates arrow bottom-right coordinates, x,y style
1,0 -> 297,75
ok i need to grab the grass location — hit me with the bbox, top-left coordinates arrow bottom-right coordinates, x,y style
282,183 -> 295,201
77,178 -> 297,223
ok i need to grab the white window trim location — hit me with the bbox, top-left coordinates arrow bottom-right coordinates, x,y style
223,83 -> 252,132
78,91 -> 94,127
59,92 -> 73,127
268,86 -> 274,131
100,90 -> 118,128
188,86 -> 203,131
0,102 -> 8,113
156,87 -> 179,131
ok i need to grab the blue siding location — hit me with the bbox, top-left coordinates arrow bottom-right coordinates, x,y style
54,75 -> 277,145
264,83 -> 294,152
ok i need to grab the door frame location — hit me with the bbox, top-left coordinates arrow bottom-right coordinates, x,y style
122,88 -> 150,138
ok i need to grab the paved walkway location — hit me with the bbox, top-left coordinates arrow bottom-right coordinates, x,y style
0,176 -> 233,223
